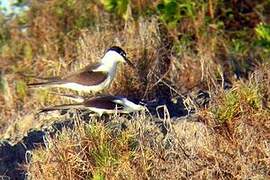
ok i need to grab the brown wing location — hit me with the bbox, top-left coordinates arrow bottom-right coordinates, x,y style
63,63 -> 108,86
84,96 -> 124,110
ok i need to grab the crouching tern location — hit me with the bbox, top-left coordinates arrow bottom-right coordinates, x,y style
39,95 -> 145,116
28,46 -> 135,93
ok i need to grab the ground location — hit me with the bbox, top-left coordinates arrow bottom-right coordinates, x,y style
0,1 -> 270,179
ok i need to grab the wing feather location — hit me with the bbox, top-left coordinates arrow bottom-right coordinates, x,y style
84,96 -> 124,110
28,63 -> 108,87
62,63 -> 108,86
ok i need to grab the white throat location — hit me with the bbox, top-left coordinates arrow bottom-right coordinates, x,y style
94,51 -> 121,72
101,51 -> 123,64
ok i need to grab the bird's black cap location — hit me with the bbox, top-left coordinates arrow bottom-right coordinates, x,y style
107,46 -> 135,68
107,46 -> 127,58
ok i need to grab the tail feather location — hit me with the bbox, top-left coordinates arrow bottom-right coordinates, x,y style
39,103 -> 83,113
49,92 -> 85,103
19,73 -> 61,81
27,80 -> 64,88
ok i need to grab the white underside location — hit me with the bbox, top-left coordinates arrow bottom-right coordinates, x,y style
86,106 -> 144,116
57,77 -> 111,92
113,98 -> 145,112
86,107 -> 125,116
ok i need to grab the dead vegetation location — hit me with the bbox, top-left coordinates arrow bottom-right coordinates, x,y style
0,0 -> 270,179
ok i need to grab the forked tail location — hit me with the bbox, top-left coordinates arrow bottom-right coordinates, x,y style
27,80 -> 63,88
39,103 -> 83,113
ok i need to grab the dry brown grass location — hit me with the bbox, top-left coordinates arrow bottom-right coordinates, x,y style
0,16 -> 163,139
0,1 -> 270,179
26,115 -> 156,179
26,88 -> 270,179
24,63 -> 270,178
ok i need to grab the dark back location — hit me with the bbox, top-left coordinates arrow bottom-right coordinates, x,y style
84,96 -> 124,110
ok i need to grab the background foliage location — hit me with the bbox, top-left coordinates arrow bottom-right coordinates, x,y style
0,0 -> 269,179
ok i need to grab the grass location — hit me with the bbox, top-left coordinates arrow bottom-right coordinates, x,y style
26,90 -> 270,179
0,0 -> 270,179
23,64 -> 270,178
212,82 -> 263,123
26,117 -> 156,179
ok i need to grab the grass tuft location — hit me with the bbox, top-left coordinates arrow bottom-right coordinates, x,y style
213,82 -> 263,123
26,119 -> 155,179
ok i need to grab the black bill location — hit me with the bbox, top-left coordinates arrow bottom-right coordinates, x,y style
124,56 -> 136,69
